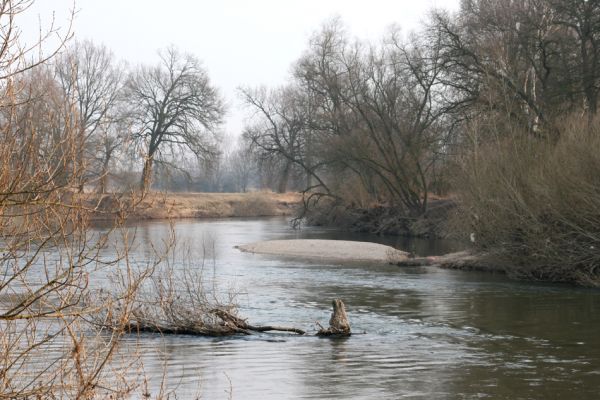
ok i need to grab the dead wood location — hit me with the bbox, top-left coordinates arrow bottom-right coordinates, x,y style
211,309 -> 306,335
127,308 -> 305,336
317,299 -> 351,337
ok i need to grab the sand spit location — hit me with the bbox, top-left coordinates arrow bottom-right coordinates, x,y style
236,239 -> 408,263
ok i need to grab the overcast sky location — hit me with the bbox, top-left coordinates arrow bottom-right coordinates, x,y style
22,0 -> 460,142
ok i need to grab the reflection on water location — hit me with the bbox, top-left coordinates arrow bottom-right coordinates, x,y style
102,217 -> 600,399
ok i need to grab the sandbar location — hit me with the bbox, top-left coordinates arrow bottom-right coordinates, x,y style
236,239 -> 408,263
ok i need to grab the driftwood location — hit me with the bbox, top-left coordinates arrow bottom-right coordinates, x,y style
211,309 -> 306,335
97,282 -> 350,337
129,299 -> 351,337
128,308 -> 306,336
317,299 -> 351,337
129,301 -> 353,337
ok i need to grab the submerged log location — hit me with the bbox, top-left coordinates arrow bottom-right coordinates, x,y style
317,299 -> 351,337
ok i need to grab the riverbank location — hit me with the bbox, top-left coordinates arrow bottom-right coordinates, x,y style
236,239 -> 502,273
90,191 -> 302,220
304,198 -> 456,238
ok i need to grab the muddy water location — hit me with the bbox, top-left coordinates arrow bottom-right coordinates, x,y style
109,217 -> 600,399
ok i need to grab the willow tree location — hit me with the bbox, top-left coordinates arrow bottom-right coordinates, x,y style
126,47 -> 224,192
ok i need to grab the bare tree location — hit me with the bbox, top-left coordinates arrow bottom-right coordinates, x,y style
243,19 -> 455,213
228,145 -> 256,192
54,40 -> 126,192
323,27 -> 453,213
431,0 -> 600,131
550,0 -> 600,119
96,114 -> 130,193
126,46 -> 225,193
241,85 -> 318,194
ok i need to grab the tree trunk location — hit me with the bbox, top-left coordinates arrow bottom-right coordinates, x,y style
277,160 -> 291,193
76,126 -> 87,193
98,155 -> 111,194
317,299 -> 351,336
140,156 -> 154,193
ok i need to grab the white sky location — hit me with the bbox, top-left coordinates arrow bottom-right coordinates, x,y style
21,0 -> 460,141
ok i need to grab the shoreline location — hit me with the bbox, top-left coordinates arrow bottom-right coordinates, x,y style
305,198 -> 456,238
236,239 -> 493,271
89,191 -> 302,220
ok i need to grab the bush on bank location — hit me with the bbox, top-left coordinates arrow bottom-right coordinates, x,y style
454,117 -> 600,286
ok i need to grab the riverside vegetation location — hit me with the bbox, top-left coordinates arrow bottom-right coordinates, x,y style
240,1 -> 600,286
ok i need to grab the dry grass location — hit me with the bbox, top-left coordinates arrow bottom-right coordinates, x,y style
91,191 -> 301,220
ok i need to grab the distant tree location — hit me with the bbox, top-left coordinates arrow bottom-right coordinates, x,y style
13,66 -> 80,188
240,85 -> 323,194
55,40 -> 125,192
228,146 -> 255,192
95,115 -> 130,193
126,47 -> 224,193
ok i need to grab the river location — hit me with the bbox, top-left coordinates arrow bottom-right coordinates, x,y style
102,217 -> 600,399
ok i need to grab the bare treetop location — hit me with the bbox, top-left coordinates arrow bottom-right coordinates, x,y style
126,46 -> 225,192
55,40 -> 124,136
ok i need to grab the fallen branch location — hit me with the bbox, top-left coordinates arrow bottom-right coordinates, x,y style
123,308 -> 305,336
95,262 -> 341,337
211,309 -> 306,335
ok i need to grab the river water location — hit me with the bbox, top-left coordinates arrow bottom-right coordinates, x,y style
105,217 -> 600,399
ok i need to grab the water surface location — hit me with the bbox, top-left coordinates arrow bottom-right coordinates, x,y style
107,217 -> 600,399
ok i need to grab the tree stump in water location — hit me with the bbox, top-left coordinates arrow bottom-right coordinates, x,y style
317,299 -> 351,337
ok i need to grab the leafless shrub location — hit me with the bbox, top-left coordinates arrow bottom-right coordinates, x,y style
102,240 -> 241,336
0,2 -> 153,398
91,237 -> 305,338
454,115 -> 600,285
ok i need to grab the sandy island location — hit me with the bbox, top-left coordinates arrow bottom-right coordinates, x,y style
236,239 -> 409,263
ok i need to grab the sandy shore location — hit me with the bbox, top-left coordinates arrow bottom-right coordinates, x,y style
236,239 -> 409,263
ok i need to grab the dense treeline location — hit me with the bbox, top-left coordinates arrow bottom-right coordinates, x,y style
241,0 -> 600,285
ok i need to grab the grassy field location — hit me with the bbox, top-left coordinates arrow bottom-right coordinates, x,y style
91,191 -> 302,220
